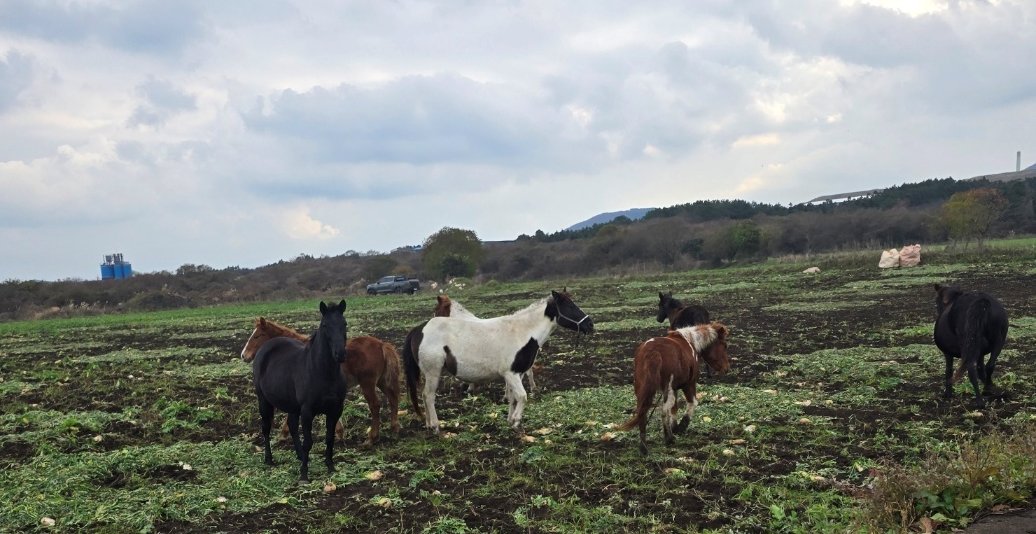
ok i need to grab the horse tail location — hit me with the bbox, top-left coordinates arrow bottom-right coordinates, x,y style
953,298 -> 992,382
381,341 -> 401,393
617,384 -> 656,432
401,323 -> 426,419
618,352 -> 661,432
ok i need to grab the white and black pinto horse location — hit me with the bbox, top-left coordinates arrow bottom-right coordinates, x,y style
434,294 -> 537,393
403,290 -> 593,433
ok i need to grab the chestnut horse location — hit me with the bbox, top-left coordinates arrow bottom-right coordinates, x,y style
618,322 -> 730,455
241,317 -> 402,445
657,291 -> 714,375
433,294 -> 539,392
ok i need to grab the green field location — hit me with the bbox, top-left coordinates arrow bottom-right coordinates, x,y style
1,245 -> 1035,533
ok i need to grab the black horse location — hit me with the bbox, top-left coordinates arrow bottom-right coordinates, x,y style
656,291 -> 710,328
657,292 -> 714,376
933,284 -> 1008,408
253,300 -> 348,482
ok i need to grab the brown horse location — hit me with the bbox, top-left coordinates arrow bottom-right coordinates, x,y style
618,322 -> 730,454
241,317 -> 402,445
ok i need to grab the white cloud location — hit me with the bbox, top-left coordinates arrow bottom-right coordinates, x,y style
1,0 -> 1036,280
279,208 -> 340,241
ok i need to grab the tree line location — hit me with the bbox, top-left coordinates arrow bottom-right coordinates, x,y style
1,176 -> 1032,321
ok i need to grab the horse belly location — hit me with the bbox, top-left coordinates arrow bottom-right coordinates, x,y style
453,358 -> 502,383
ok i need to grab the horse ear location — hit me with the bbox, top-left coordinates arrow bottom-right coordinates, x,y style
659,291 -> 665,300
258,317 -> 266,326
934,284 -> 942,292
715,323 -> 729,339
320,301 -> 328,314
551,290 -> 560,300
338,299 -> 347,310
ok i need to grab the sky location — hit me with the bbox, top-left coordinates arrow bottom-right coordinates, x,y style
1,0 -> 1035,281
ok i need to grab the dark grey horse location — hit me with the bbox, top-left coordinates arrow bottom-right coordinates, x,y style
933,284 -> 1008,408
253,300 -> 348,482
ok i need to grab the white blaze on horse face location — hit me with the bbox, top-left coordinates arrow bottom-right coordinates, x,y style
241,327 -> 258,360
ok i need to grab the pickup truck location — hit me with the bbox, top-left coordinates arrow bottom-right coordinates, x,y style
366,275 -> 421,295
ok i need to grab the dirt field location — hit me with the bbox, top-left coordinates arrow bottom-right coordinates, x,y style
1,250 -> 1035,532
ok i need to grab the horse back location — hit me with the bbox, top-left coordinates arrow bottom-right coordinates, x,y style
345,335 -> 391,380
634,336 -> 696,390
254,337 -> 345,414
935,291 -> 1008,356
671,305 -> 710,329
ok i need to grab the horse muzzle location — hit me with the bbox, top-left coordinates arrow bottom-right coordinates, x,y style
333,347 -> 347,364
579,317 -> 595,334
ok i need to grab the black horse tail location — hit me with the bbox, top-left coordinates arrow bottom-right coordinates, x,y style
953,298 -> 991,382
401,322 -> 426,420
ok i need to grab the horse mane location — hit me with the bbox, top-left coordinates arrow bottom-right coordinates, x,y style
521,297 -> 552,317
673,323 -> 719,353
257,317 -> 308,342
449,300 -> 479,319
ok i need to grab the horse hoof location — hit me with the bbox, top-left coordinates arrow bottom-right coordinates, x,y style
298,478 -> 310,485
638,443 -> 648,455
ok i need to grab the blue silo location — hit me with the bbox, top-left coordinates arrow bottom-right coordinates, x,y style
101,264 -> 116,280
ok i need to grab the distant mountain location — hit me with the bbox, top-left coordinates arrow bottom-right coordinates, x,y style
565,208 -> 654,231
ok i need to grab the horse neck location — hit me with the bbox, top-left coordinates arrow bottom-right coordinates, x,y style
264,321 -> 308,343
507,298 -> 557,344
451,302 -> 478,320
305,328 -> 339,371
673,324 -> 716,354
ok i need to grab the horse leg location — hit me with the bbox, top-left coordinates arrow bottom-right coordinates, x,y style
634,386 -> 654,455
984,337 -> 1006,396
661,381 -> 677,446
324,409 -> 340,474
278,416 -> 291,442
964,358 -> 985,408
299,408 -> 314,483
525,368 -> 536,395
258,398 -> 276,466
286,413 -> 302,457
380,377 -> 401,435
942,354 -> 955,399
359,379 -> 381,446
674,382 -> 698,434
422,371 -> 442,434
502,373 -> 527,434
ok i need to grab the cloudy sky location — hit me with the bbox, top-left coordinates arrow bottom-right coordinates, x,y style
1,0 -> 1034,281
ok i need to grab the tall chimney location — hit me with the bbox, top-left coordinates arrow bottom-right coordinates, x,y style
1018,151 -> 1022,172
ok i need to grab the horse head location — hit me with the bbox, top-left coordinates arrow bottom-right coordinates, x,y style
698,322 -> 731,375
318,299 -> 348,363
550,288 -> 594,334
656,291 -> 677,323
240,316 -> 289,362
434,294 -> 452,317
934,284 -> 963,318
